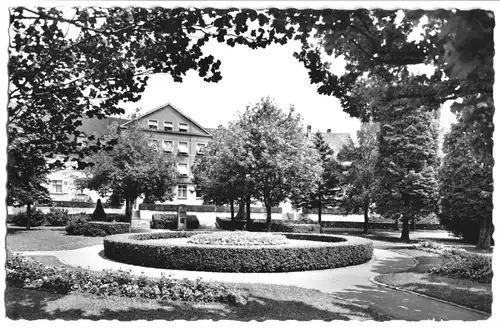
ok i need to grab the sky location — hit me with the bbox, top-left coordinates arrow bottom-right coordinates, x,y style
119,38 -> 457,141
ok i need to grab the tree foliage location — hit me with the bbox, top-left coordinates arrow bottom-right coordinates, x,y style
75,121 -> 178,218
374,106 -> 440,241
337,122 -> 379,233
290,131 -> 343,224
439,114 -> 493,249
237,98 -> 322,230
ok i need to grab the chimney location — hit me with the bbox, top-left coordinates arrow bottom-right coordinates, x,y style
327,128 -> 331,133
307,125 -> 311,137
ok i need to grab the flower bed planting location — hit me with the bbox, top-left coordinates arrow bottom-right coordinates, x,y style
104,231 -> 373,273
6,250 -> 246,305
187,231 -> 289,246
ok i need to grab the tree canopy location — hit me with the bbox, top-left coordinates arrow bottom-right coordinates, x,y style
75,121 -> 178,218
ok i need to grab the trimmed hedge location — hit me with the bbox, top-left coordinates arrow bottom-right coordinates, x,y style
6,250 -> 247,305
273,223 -> 321,234
66,216 -> 129,237
104,231 -> 373,273
320,221 -> 445,230
151,214 -> 200,230
139,203 -> 282,213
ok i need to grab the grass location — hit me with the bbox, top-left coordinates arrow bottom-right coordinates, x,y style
374,247 -> 492,314
5,284 -> 390,321
6,225 -> 105,251
374,273 -> 492,314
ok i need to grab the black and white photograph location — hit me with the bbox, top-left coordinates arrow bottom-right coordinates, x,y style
2,0 -> 497,323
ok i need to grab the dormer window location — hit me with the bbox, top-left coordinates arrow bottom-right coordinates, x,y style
164,121 -> 173,132
179,123 -> 188,133
148,119 -> 158,130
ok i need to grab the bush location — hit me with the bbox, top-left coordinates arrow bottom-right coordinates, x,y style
108,214 -> 130,223
416,241 -> 493,283
65,215 -> 89,235
188,231 -> 289,246
45,208 -> 71,226
104,231 -> 373,273
13,209 -> 46,227
273,223 -> 321,234
151,214 -> 200,230
6,250 -> 246,305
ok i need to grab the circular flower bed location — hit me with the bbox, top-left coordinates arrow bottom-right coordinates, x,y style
104,231 -> 373,273
187,231 -> 289,246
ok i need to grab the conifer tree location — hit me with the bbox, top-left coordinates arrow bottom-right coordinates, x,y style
374,105 -> 440,241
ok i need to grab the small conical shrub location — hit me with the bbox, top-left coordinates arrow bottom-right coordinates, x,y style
91,199 -> 107,222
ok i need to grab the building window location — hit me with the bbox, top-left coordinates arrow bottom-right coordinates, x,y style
148,139 -> 159,151
196,143 -> 206,155
178,163 -> 188,176
179,123 -> 188,133
164,121 -> 173,132
178,141 -> 188,154
178,185 -> 187,199
148,119 -> 158,130
52,180 -> 63,193
163,140 -> 173,152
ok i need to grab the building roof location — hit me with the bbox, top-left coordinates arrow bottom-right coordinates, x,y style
320,132 -> 353,155
121,102 -> 212,136
79,116 -> 129,137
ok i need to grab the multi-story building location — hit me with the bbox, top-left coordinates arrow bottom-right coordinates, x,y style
45,102 -> 213,205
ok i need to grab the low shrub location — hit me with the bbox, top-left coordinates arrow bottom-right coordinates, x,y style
66,216 -> 129,237
273,223 -> 321,234
45,208 -> 71,226
416,241 -> 493,284
104,232 -> 373,273
83,222 -> 130,237
6,250 -> 246,305
12,209 -> 46,227
151,214 -> 200,230
108,214 -> 130,223
188,231 -> 289,246
65,215 -> 89,235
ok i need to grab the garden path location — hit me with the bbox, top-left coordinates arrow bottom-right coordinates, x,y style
20,240 -> 490,321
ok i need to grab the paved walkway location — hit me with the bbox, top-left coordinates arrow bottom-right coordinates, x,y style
20,242 -> 489,321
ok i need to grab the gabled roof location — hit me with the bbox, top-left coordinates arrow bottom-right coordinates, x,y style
79,116 -> 129,137
121,102 -> 212,136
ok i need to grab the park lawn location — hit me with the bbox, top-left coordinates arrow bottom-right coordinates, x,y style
6,225 -> 105,251
374,247 -> 492,314
5,283 -> 390,321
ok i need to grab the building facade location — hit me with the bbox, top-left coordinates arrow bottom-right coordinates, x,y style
45,103 -> 213,206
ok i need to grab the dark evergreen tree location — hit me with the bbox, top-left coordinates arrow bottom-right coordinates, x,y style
374,105 -> 440,241
440,110 -> 494,249
337,123 -> 379,233
291,131 -> 343,225
91,199 -> 107,222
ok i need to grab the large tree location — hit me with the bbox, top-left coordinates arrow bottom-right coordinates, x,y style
440,104 -> 494,249
237,98 -> 322,231
291,131 -> 343,225
76,121 -> 178,220
192,125 -> 250,222
374,105 -> 440,241
337,122 -> 379,234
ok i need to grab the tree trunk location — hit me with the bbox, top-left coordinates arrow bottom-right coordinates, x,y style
363,208 -> 369,234
230,200 -> 235,223
246,198 -> 251,226
318,202 -> 322,226
265,203 -> 272,232
400,215 -> 410,242
394,215 -> 399,231
476,215 -> 493,250
410,218 -> 416,231
26,203 -> 31,230
125,198 -> 132,233
236,200 -> 245,220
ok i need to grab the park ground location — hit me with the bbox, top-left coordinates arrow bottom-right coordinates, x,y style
5,224 -> 494,321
